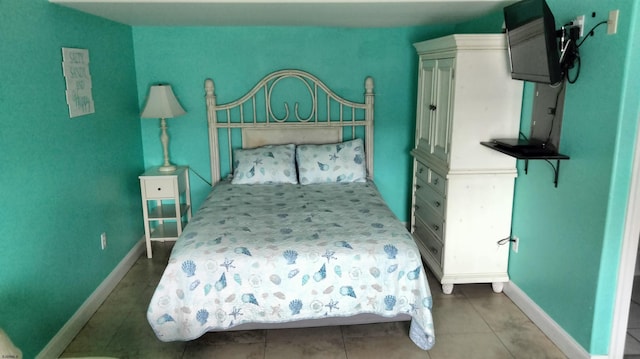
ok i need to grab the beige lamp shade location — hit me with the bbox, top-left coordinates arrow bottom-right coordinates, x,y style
141,84 -> 186,118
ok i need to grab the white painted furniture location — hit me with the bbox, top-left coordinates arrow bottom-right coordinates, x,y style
410,34 -> 523,294
139,166 -> 192,258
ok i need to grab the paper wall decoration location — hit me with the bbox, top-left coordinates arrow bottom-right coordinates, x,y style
62,48 -> 95,118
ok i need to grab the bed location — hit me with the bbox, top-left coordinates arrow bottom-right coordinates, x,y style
146,69 -> 435,350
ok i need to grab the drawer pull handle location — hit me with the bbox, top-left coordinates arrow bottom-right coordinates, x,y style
432,224 -> 440,231
434,201 -> 441,207
433,178 -> 439,185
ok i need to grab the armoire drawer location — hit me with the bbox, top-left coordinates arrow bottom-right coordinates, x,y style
415,177 -> 445,218
415,161 -> 429,182
415,160 -> 447,195
414,217 -> 443,267
414,199 -> 445,240
429,169 -> 446,195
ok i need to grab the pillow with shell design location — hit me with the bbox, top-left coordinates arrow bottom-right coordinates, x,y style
232,143 -> 298,184
296,138 -> 367,185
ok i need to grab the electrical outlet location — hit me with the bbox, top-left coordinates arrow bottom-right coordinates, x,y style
511,236 -> 519,253
574,15 -> 585,37
608,10 -> 619,35
101,232 -> 107,250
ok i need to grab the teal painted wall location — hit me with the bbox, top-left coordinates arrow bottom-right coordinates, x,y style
457,0 -> 640,354
3,1 -> 637,357
0,1 -> 143,357
131,25 -> 454,221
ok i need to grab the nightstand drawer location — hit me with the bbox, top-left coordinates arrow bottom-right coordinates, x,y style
143,179 -> 176,199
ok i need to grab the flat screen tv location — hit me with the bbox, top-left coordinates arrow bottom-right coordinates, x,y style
503,0 -> 562,84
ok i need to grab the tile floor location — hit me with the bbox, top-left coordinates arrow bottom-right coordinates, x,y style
625,276 -> 640,358
61,242 -> 567,359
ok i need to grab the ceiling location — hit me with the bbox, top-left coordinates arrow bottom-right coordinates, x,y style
49,0 -> 516,27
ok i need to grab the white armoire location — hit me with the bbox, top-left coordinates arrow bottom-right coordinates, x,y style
410,34 -> 523,294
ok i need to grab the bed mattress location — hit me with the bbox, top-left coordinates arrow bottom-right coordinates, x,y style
147,181 -> 435,349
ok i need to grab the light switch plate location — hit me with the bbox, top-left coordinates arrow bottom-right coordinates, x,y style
608,10 -> 619,35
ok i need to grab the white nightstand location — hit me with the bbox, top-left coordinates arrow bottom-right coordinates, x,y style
139,166 -> 192,258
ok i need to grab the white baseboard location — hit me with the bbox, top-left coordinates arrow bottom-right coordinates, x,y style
37,239 -> 145,359
503,281 -> 604,359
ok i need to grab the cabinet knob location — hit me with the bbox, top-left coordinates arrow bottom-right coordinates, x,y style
430,247 -> 438,255
434,201 -> 441,207
418,168 -> 424,174
433,178 -> 439,185
432,224 -> 439,231
429,104 -> 437,111
157,187 -> 162,191
414,205 -> 420,211
415,184 -> 421,190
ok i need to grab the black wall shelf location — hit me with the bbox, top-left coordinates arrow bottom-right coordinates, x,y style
480,141 -> 570,187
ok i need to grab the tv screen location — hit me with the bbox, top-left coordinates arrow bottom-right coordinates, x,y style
503,0 -> 562,84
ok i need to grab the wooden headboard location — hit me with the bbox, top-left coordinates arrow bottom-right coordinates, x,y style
204,69 -> 374,185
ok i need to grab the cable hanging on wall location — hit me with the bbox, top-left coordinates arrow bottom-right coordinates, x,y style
560,18 -> 609,84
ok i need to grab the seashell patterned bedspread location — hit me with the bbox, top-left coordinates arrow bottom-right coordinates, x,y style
147,181 -> 435,350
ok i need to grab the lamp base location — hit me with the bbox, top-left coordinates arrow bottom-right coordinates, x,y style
158,164 -> 177,172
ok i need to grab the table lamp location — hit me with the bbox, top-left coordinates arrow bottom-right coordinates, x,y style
141,84 -> 186,172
